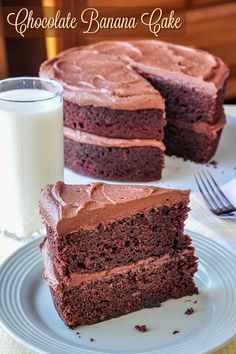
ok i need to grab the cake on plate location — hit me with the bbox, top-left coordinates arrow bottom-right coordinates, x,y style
40,182 -> 198,328
40,40 -> 229,180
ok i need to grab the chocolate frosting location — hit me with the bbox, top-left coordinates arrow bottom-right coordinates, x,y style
64,126 -> 165,150
88,40 -> 228,90
40,182 -> 189,235
41,237 -> 192,291
40,48 -> 164,110
40,40 -> 229,110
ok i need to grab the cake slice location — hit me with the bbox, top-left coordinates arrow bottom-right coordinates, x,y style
40,182 -> 198,328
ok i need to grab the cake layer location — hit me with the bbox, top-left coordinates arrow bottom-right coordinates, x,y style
148,76 -> 226,124
64,101 -> 165,140
64,137 -> 164,182
40,182 -> 189,236
44,203 -> 191,276
164,114 -> 225,162
42,246 -> 198,327
167,112 -> 225,139
40,40 -> 228,124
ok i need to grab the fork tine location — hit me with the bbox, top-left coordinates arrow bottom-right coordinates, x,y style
196,172 -> 222,210
194,173 -> 217,212
206,170 -> 234,208
202,171 -> 226,209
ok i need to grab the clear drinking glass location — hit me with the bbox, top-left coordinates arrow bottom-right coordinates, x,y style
0,77 -> 64,240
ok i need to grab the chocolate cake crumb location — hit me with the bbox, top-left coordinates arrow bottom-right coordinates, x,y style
135,325 -> 148,332
90,337 -> 95,342
185,307 -> 194,315
208,160 -> 218,168
172,330 -> 180,334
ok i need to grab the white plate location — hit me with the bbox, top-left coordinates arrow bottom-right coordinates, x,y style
0,231 -> 236,354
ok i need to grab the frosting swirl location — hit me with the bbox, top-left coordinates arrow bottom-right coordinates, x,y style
40,48 -> 164,110
40,40 -> 229,110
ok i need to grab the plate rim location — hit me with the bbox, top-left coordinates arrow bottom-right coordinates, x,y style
0,236 -> 47,354
0,231 -> 236,354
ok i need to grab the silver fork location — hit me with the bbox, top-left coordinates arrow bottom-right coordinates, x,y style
194,170 -> 236,219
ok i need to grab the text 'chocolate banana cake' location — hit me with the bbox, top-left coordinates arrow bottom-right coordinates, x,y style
40,182 -> 198,327
40,40 -> 229,181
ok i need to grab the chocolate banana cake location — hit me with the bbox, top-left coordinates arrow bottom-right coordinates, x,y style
40,39 -> 229,179
40,182 -> 198,328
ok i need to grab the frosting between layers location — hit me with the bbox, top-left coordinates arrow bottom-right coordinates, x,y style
40,40 -> 229,110
41,238 -> 193,291
167,111 -> 226,138
40,182 -> 189,235
64,126 -> 165,150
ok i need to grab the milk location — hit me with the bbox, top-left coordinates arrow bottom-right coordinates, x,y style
0,88 -> 63,238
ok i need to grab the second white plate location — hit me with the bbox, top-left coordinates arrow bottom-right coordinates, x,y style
0,231 -> 236,354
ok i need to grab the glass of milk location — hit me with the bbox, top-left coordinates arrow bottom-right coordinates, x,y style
0,77 -> 63,240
